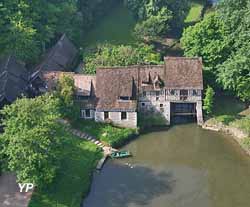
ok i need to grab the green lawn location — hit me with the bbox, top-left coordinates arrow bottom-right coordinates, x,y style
185,2 -> 204,23
71,119 -> 137,148
206,94 -> 250,137
28,127 -> 102,207
82,2 -> 136,48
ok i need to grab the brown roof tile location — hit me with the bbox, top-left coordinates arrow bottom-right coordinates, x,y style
164,57 -> 203,89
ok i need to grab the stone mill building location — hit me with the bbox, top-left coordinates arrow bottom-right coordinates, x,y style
40,56 -> 204,128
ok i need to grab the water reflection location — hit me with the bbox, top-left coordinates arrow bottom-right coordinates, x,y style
83,124 -> 250,207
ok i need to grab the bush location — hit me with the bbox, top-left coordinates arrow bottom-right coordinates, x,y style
203,86 -> 215,115
83,43 -> 161,74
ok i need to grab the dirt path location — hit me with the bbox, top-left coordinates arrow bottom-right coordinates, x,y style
0,173 -> 32,207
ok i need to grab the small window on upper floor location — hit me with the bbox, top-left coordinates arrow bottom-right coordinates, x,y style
170,89 -> 175,95
141,102 -> 145,107
156,97 -> 159,101
156,91 -> 160,96
160,104 -> 163,108
193,90 -> 197,96
143,91 -> 146,97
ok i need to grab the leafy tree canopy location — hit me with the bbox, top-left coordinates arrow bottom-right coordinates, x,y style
83,43 -> 162,74
181,0 -> 250,102
0,94 -> 61,186
125,0 -> 189,38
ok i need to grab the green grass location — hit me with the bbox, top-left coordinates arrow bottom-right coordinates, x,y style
82,2 -> 136,48
29,127 -> 102,207
71,119 -> 137,148
185,2 -> 204,23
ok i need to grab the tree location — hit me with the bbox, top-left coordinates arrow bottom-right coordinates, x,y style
125,0 -> 189,38
0,94 -> 61,186
203,86 -> 215,115
181,13 -> 230,70
217,43 -> 250,103
56,74 -> 76,118
181,0 -> 250,102
83,43 -> 161,74
134,7 -> 173,39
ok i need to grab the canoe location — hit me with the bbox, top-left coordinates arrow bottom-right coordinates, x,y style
110,150 -> 132,158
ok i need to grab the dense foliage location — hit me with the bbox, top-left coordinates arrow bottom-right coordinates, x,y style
0,0 -> 117,64
83,43 -> 162,74
125,0 -> 189,39
181,0 -> 250,102
56,74 -> 77,119
203,86 -> 215,115
28,127 -> 102,207
0,94 -> 61,186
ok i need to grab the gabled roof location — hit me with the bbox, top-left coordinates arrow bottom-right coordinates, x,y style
164,57 -> 203,90
41,71 -> 96,96
96,67 -> 139,111
34,34 -> 78,72
0,56 -> 29,103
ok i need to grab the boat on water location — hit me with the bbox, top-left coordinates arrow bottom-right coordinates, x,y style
110,150 -> 132,158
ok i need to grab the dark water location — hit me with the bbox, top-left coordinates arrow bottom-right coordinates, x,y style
83,124 -> 250,207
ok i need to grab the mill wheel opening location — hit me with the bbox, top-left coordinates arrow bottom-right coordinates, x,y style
170,102 -> 197,124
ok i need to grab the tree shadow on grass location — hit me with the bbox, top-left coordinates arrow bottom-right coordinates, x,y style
83,162 -> 176,207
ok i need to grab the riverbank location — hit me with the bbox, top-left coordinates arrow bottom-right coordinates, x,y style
28,127 -> 102,207
202,107 -> 250,156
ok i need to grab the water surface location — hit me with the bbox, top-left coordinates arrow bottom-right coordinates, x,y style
83,124 -> 250,207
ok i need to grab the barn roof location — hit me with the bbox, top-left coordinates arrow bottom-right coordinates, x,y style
34,34 -> 78,72
164,57 -> 203,89
0,56 -> 29,103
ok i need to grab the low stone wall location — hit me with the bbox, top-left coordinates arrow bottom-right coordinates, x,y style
202,120 -> 250,155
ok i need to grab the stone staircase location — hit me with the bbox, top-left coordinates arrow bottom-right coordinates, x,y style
58,119 -> 117,156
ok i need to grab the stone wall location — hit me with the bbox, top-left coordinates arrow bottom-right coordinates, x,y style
95,111 -> 137,128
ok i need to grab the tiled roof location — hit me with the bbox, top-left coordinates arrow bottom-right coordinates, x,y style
0,56 -> 29,103
34,34 -> 78,72
164,57 -> 203,89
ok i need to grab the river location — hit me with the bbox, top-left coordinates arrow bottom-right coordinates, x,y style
83,124 -> 250,207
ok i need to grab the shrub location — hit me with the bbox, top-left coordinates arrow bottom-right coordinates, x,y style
203,86 -> 215,115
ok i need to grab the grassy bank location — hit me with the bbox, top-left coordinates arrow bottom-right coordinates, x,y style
204,94 -> 250,152
71,119 -> 138,148
29,127 -> 102,207
185,1 -> 204,23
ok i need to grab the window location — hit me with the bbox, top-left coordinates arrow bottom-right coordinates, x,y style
121,112 -> 127,120
81,110 -> 85,118
156,97 -> 159,101
156,91 -> 160,96
85,109 -> 91,118
180,90 -> 188,96
104,111 -> 109,120
170,90 -> 175,95
193,90 -> 197,96
141,102 -> 145,107
119,96 -> 130,101
160,104 -> 164,112
143,91 -> 146,97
